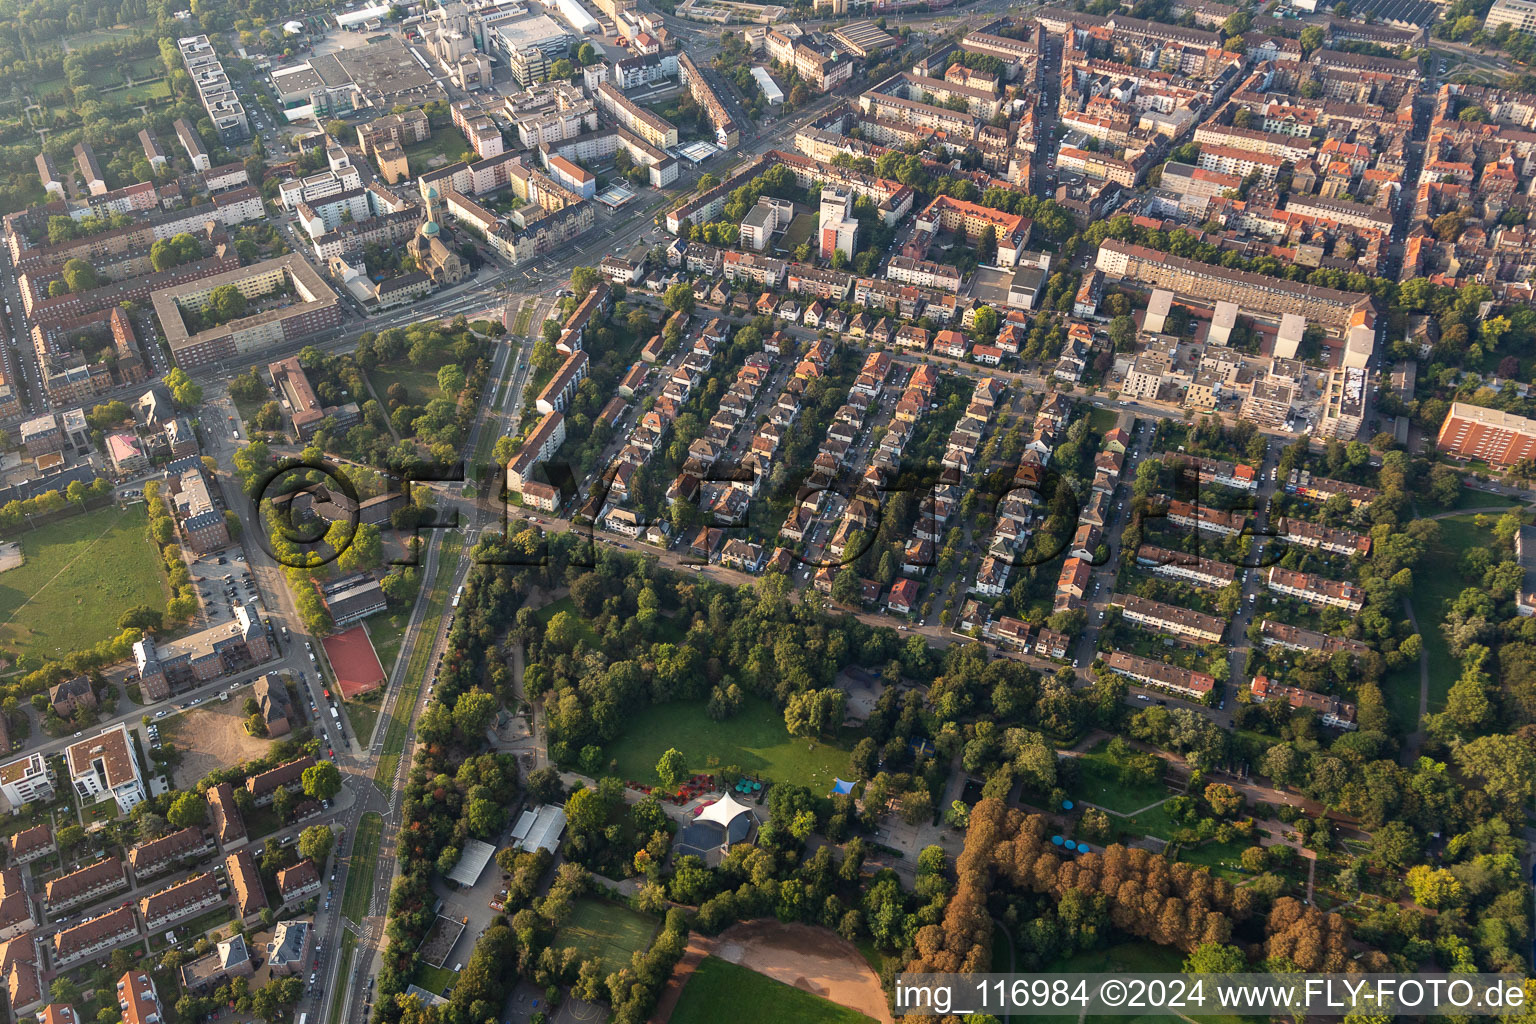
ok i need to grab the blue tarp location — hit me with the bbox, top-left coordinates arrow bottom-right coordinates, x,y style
829,778 -> 855,796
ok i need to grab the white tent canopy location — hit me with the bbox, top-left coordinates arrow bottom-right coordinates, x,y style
697,792 -> 752,830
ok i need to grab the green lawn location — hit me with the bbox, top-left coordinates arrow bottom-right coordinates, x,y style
412,963 -> 457,997
0,505 -> 166,661
1449,487 -> 1524,511
554,898 -> 659,975
671,957 -> 875,1024
374,533 -> 460,790
1408,514 -> 1496,711
368,362 -> 446,411
603,695 -> 854,790
366,599 -> 416,677
400,134 -> 474,176
329,930 -> 358,1024
1070,742 -> 1172,815
341,811 -> 383,923
343,695 -> 382,748
1087,406 -> 1119,434
1175,838 -> 1251,883
535,596 -> 600,647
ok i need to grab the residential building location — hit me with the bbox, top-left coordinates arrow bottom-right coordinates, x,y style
507,411 -> 567,492
133,604 -> 270,700
246,755 -> 315,807
0,755 -> 54,808
1113,594 -> 1226,643
53,907 -> 138,967
277,859 -> 322,904
139,872 -> 223,930
1103,650 -> 1215,700
227,849 -> 267,922
6,824 -> 54,865
1266,565 -> 1364,611
1250,675 -> 1357,729
209,782 -> 246,847
129,826 -> 214,883
0,868 -> 35,941
266,919 -> 312,975
1275,517 -> 1371,557
1257,618 -> 1371,656
180,935 -> 254,993
248,674 -> 293,738
65,725 -> 145,814
117,971 -> 164,1024
1436,402 -> 1536,467
45,857 -> 127,912
1135,544 -> 1235,589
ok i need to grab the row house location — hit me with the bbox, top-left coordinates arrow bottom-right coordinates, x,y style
46,857 -> 126,912
1283,469 -> 1380,508
1257,618 -> 1371,657
140,872 -> 223,930
227,849 -> 268,923
129,826 -> 215,883
6,824 -> 53,866
895,325 -> 930,350
1250,675 -> 1357,730
1275,517 -> 1372,557
1104,651 -> 1215,701
1113,594 -> 1226,644
1170,453 -> 1257,491
0,869 -> 35,941
1266,566 -> 1364,612
1135,544 -> 1236,589
53,907 -> 139,967
1165,499 -> 1247,537
208,782 -> 246,847
722,250 -> 786,288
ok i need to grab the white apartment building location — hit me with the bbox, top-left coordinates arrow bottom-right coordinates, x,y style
66,724 -> 147,815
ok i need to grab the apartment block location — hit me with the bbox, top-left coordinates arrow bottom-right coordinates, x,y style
507,411 -> 567,492
1266,565 -> 1363,612
140,872 -> 224,930
0,753 -> 54,808
1134,544 -> 1236,589
53,907 -> 138,967
66,725 -> 145,814
1275,517 -> 1372,557
1165,499 -> 1247,537
45,857 -> 127,912
1113,594 -> 1226,643
129,826 -> 215,883
246,755 -> 316,807
1257,618 -> 1371,657
1251,674 -> 1357,729
1436,402 -> 1536,467
1103,650 -> 1214,700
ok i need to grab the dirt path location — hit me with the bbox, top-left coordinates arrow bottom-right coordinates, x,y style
651,920 -> 893,1024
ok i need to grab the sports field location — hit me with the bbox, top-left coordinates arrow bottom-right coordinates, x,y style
323,625 -> 386,699
555,898 -> 658,975
0,506 -> 165,659
670,957 -> 875,1024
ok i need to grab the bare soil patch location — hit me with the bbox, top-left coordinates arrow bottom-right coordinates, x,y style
165,702 -> 273,786
650,921 -> 892,1024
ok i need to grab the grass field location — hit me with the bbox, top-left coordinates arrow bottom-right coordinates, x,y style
535,596 -> 600,646
1031,940 -> 1251,1024
1087,406 -> 1119,434
1407,514 -> 1493,711
341,811 -> 383,923
344,695 -> 382,748
555,898 -> 659,975
671,957 -> 875,1024
1070,742 -> 1171,814
1175,838 -> 1250,883
603,694 -> 853,788
413,963 -> 457,997
368,363 -> 446,411
401,134 -> 473,176
0,505 -> 166,660
328,930 -> 358,1024
373,532 -> 460,790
